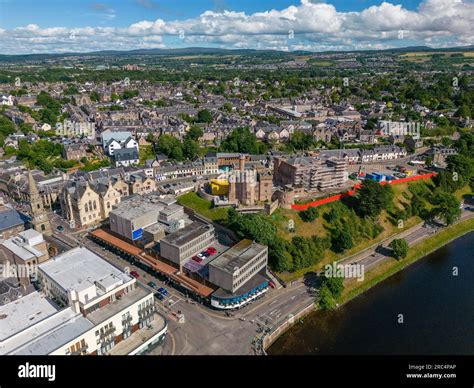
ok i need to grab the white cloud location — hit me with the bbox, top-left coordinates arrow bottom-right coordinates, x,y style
0,0 -> 473,54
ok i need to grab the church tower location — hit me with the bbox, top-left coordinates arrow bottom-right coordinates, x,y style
28,170 -> 52,236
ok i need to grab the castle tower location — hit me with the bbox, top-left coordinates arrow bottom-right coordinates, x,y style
28,171 -> 52,236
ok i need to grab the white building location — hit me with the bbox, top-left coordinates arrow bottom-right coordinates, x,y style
0,247 -> 167,355
101,130 -> 138,154
0,94 -> 15,106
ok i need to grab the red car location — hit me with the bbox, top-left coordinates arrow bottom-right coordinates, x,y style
268,281 -> 276,289
130,271 -> 140,278
192,256 -> 203,264
207,247 -> 217,255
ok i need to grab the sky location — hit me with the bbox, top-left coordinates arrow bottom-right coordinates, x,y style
0,0 -> 473,54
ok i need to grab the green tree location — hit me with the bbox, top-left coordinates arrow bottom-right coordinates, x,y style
156,134 -> 183,161
122,89 -> 139,100
89,91 -> 100,102
322,273 -> 344,299
222,102 -> 233,113
196,109 -> 213,124
220,127 -> 260,154
186,125 -> 204,141
318,284 -> 336,310
288,130 -> 314,151
300,206 -> 319,222
331,228 -> 354,253
183,138 -> 199,160
389,238 -> 409,259
454,105 -> 471,118
356,179 -> 394,218
430,191 -> 461,225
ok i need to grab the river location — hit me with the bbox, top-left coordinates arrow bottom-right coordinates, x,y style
269,232 -> 474,355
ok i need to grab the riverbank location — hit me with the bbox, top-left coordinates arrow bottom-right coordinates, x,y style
265,216 -> 474,352
340,216 -> 474,304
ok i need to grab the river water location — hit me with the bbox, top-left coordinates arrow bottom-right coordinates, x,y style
269,232 -> 474,355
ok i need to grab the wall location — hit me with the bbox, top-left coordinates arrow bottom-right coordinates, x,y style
262,302 -> 315,351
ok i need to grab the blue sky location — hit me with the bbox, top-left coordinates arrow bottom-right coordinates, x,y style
1,1 -> 422,29
0,0 -> 472,54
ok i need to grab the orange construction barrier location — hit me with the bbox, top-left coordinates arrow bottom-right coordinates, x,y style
291,172 -> 436,211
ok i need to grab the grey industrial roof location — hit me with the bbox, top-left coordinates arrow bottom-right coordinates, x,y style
111,199 -> 162,220
161,222 -> 213,247
209,239 -> 267,275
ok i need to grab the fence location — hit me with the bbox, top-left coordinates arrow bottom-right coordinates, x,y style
291,172 -> 436,211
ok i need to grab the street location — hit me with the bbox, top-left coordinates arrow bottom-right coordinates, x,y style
4,192 -> 472,355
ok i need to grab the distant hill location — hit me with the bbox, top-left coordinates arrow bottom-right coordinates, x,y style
0,45 -> 473,61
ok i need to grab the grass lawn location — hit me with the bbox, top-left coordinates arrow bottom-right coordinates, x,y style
177,192 -> 229,222
340,217 -> 474,304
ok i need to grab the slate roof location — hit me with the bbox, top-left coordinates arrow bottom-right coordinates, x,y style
0,207 -> 30,231
114,148 -> 139,162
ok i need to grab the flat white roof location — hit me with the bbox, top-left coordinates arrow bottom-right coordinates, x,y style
39,246 -> 132,294
0,291 -> 94,355
1,237 -> 44,261
12,312 -> 94,355
0,292 -> 58,342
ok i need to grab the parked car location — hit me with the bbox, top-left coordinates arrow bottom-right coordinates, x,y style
192,256 -> 203,264
154,292 -> 164,300
158,287 -> 168,296
268,281 -> 276,288
207,247 -> 217,255
197,253 -> 205,259
147,281 -> 157,289
56,225 -> 64,232
130,271 -> 140,278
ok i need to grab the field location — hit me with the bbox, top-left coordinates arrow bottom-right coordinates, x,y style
399,51 -> 474,63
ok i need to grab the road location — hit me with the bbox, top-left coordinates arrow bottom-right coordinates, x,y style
7,193 -> 471,355
339,208 -> 474,272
